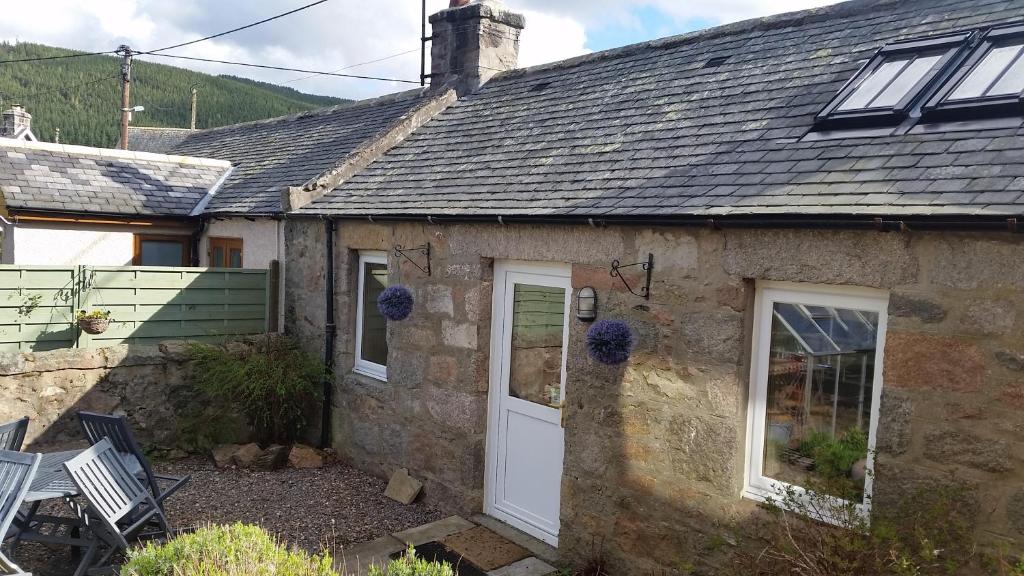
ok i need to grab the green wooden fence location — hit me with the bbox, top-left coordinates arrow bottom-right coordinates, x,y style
0,265 -> 272,353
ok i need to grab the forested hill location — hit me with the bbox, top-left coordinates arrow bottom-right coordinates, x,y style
0,43 -> 351,147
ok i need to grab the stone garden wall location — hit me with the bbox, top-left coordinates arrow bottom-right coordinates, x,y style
284,218 -> 1024,575
0,340 -> 255,452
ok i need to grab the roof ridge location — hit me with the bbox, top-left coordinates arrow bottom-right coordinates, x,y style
495,0 -> 918,81
129,126 -> 197,132
183,87 -> 431,137
0,138 -> 231,168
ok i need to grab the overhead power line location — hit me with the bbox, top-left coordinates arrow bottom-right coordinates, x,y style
142,0 -> 331,55
142,52 -> 420,84
0,50 -> 117,65
284,48 -> 420,84
0,73 -> 119,103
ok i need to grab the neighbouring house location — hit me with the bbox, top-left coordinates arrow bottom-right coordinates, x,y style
137,88 -> 456,295
124,126 -> 195,154
1,105 -> 38,141
282,0 -> 1024,573
0,138 -> 230,267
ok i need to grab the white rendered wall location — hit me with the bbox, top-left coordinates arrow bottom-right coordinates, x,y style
201,218 -> 280,269
9,222 -> 189,266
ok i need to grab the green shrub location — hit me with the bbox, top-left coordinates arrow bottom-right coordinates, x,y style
725,475 -> 985,576
188,335 -> 327,445
366,547 -> 455,576
122,523 -> 334,575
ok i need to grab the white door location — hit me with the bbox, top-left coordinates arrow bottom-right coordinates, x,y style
485,261 -> 571,547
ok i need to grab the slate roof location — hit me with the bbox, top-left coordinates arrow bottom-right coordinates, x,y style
169,88 -> 434,215
304,0 -> 1024,219
125,127 -> 196,154
0,140 -> 230,217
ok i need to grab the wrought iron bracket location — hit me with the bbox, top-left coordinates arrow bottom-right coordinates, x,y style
610,252 -> 653,299
394,243 -> 431,276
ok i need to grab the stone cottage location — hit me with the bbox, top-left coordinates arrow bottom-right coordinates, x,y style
284,0 -> 1024,572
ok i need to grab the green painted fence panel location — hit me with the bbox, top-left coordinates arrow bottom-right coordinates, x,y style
0,265 -> 270,352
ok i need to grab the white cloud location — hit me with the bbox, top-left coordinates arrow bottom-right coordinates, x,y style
518,9 -> 590,69
0,0 -> 837,101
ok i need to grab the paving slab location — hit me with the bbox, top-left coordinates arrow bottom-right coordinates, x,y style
487,557 -> 558,576
392,515 -> 476,546
335,535 -> 405,576
471,514 -> 559,564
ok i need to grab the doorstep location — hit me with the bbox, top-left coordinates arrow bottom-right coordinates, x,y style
335,515 -> 558,576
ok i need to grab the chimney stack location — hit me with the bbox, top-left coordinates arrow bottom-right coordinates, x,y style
430,0 -> 525,96
1,105 -> 32,139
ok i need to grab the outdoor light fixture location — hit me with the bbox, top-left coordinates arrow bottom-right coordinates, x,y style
577,286 -> 597,322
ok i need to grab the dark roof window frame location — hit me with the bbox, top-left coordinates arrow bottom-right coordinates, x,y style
923,22 -> 1024,123
814,31 -> 975,130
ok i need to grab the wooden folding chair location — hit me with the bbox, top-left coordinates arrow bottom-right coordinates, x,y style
0,420 -> 28,453
0,450 -> 40,576
63,439 -> 170,576
76,412 -> 189,509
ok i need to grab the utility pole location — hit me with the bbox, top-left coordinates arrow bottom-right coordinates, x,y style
117,45 -> 133,150
189,83 -> 199,130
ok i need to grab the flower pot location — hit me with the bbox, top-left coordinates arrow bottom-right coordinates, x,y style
77,318 -> 110,335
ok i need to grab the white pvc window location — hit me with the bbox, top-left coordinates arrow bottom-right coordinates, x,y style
744,281 -> 889,520
354,251 -> 389,381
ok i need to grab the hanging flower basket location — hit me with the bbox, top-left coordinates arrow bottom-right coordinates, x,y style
377,285 -> 414,321
586,319 -> 634,365
76,310 -> 112,335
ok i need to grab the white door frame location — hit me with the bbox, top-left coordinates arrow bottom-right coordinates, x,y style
484,259 -> 572,547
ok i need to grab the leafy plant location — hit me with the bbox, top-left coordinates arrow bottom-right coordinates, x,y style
75,308 -> 111,321
121,523 -> 334,576
726,474 -> 980,576
797,428 -> 868,481
17,293 -> 42,318
365,546 -> 455,576
188,335 -> 327,445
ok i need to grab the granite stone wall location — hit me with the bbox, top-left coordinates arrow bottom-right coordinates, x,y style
0,341 -> 200,450
285,219 -> 1024,574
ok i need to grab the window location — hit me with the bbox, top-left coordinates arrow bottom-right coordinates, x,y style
744,282 -> 889,519
816,32 -> 972,129
133,235 -> 190,266
209,237 -> 243,268
924,23 -> 1024,121
354,252 -> 389,380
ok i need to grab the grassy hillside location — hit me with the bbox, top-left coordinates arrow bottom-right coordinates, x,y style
0,43 -> 351,147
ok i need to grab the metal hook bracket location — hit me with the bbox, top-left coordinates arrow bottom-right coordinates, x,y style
393,243 -> 431,276
610,252 -> 653,299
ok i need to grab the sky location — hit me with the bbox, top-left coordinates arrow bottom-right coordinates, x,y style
0,0 -> 842,101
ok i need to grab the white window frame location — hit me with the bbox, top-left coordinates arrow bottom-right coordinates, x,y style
354,251 -> 388,381
743,280 -> 889,522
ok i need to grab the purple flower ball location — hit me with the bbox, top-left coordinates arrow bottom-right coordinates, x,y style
586,319 -> 634,365
377,285 -> 414,321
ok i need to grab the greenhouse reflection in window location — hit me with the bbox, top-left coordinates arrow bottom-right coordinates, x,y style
762,302 -> 878,500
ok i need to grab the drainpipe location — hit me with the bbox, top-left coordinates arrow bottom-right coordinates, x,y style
320,218 -> 336,449
190,218 -> 207,267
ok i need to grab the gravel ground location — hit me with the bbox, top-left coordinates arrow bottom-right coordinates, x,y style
12,457 -> 444,575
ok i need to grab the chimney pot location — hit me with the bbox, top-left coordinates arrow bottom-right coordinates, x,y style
430,0 -> 525,96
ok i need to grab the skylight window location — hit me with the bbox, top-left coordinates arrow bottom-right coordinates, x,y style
815,32 -> 972,130
924,23 -> 1024,121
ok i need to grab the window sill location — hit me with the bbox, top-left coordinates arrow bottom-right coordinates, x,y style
352,365 -> 387,383
742,484 -> 869,528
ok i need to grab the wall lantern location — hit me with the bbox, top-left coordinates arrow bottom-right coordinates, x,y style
577,286 -> 597,322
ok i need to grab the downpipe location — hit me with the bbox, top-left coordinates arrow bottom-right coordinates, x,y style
320,218 -> 336,449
